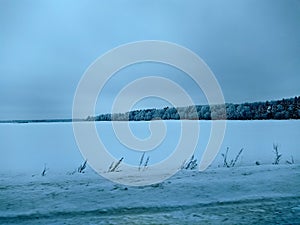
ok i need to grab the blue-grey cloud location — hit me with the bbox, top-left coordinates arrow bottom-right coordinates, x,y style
0,0 -> 299,119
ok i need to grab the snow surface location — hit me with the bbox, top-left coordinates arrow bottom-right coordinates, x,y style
0,164 -> 299,224
0,120 -> 299,223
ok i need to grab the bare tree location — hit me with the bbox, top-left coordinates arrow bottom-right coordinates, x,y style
221,147 -> 230,167
78,159 -> 88,173
143,156 -> 150,171
108,161 -> 114,172
182,155 -> 198,170
138,152 -> 145,171
272,144 -> 282,165
221,147 -> 244,168
231,148 -> 244,167
41,163 -> 48,176
108,157 -> 124,172
286,155 -> 295,165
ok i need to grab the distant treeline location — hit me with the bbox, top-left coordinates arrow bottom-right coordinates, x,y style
0,119 -> 83,124
88,96 -> 300,121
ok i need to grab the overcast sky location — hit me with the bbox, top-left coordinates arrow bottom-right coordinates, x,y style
1,0 -> 300,120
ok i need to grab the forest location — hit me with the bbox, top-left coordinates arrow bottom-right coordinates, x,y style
88,96 -> 300,121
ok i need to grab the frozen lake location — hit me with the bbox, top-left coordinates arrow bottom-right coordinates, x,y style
0,120 -> 299,173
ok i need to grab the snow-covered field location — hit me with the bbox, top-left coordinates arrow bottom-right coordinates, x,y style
0,164 -> 299,224
0,120 -> 299,224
